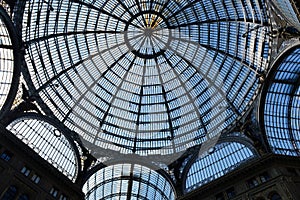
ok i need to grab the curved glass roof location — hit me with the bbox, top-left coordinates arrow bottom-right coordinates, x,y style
6,113 -> 79,182
0,7 -> 19,118
22,0 -> 271,157
263,47 -> 300,156
83,163 -> 175,200
184,140 -> 257,193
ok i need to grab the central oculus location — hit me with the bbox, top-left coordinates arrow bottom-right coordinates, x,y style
124,11 -> 171,59
144,27 -> 154,38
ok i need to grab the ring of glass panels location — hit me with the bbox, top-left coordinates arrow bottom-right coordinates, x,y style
124,11 -> 171,59
0,6 -> 20,119
262,46 -> 300,156
6,113 -> 80,182
22,0 -> 271,156
83,163 -> 176,200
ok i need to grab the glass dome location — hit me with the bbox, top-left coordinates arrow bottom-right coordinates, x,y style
22,0 -> 271,159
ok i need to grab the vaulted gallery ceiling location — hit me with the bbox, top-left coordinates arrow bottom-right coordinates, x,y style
0,0 -> 299,199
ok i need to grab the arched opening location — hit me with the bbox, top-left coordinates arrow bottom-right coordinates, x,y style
83,163 -> 176,200
6,113 -> 80,182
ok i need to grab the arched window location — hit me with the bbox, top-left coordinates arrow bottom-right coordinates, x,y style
83,163 -> 176,200
1,185 -> 17,200
6,114 -> 79,182
184,141 -> 257,193
263,47 -> 300,156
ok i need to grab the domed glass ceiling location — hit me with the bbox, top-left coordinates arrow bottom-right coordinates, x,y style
22,0 -> 271,158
